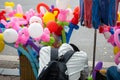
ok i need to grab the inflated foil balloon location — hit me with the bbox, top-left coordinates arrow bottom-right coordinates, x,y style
56,0 -> 70,9
28,23 -> 43,38
3,29 -> 18,43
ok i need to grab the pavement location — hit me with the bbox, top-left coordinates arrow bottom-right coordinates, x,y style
0,0 -> 116,79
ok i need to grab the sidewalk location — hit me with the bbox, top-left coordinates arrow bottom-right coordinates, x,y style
0,55 -> 19,80
0,55 -> 116,80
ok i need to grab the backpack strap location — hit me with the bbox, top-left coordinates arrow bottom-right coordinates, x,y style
61,50 -> 75,63
51,48 -> 58,61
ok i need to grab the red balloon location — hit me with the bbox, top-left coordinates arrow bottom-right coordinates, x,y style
46,21 -> 59,33
71,6 -> 80,25
52,8 -> 60,18
99,26 -> 104,33
54,26 -> 63,36
36,2 -> 50,13
0,10 -> 6,20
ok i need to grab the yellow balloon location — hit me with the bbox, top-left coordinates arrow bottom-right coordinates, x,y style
113,46 -> 120,55
118,12 -> 120,21
0,34 -> 4,41
14,13 -> 23,18
0,41 -> 5,52
43,12 -> 56,24
4,2 -> 15,8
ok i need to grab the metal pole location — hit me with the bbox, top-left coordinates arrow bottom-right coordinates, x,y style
92,29 -> 97,71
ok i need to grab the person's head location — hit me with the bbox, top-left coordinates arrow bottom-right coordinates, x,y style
69,43 -> 80,51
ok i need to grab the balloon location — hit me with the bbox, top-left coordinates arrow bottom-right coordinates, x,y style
114,29 -> 120,48
87,76 -> 93,80
4,2 -> 14,13
57,21 -> 69,43
28,23 -> 43,38
16,4 -> 23,14
67,23 -> 79,43
56,0 -> 70,9
41,28 -> 50,42
41,37 -> 55,46
36,2 -> 50,13
4,2 -> 15,8
103,32 -> 111,39
27,39 -> 40,54
0,41 -> 5,52
0,10 -> 6,21
58,9 -> 69,22
118,12 -> 120,21
5,6 -> 13,13
15,27 -> 29,48
3,29 -> 18,43
29,16 -> 42,24
52,8 -> 60,18
0,29 -> 2,33
0,34 -> 4,41
92,62 -> 103,80
66,8 -> 74,22
43,12 -> 56,24
46,21 -> 59,33
114,46 -> 120,55
54,25 -> 63,36
114,52 -> 120,65
14,13 -> 23,18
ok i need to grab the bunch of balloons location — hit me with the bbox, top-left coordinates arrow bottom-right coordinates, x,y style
99,12 -> 120,65
0,0 -> 80,53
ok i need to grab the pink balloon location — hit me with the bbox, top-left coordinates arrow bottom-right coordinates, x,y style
114,52 -> 120,65
114,29 -> 120,48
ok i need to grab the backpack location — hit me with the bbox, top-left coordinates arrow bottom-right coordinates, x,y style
37,48 -> 75,80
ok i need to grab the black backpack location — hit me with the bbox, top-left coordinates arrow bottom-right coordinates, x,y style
37,48 -> 75,80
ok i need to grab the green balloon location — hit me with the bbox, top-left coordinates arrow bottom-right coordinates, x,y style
87,76 -> 93,80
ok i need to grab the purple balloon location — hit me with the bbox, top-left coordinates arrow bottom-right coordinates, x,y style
0,28 -> 2,33
92,62 -> 103,80
27,39 -> 40,55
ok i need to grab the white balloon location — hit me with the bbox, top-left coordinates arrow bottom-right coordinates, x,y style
66,8 -> 74,21
104,32 -> 111,39
3,29 -> 18,43
28,23 -> 43,38
29,16 -> 42,24
5,6 -> 13,13
56,0 -> 70,9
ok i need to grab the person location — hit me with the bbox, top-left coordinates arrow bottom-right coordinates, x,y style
106,63 -> 120,80
38,43 -> 89,80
